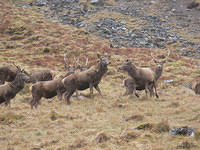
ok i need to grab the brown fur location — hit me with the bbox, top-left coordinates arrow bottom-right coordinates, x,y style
62,54 -> 111,104
0,65 -> 21,84
121,50 -> 170,98
118,59 -> 158,98
29,69 -> 56,83
194,83 -> 200,95
30,72 -> 73,108
0,72 -> 30,106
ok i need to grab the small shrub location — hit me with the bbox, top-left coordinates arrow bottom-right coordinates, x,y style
135,123 -> 153,130
120,130 -> 140,142
68,137 -> 87,150
177,141 -> 197,149
49,111 -> 58,121
125,114 -> 144,122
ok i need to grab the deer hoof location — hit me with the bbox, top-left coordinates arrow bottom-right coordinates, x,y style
135,93 -> 140,98
156,94 -> 159,98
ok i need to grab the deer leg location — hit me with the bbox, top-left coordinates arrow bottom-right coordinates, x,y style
30,94 -> 41,109
153,82 -> 159,98
145,83 -> 149,97
30,94 -> 37,109
5,97 -> 11,107
57,90 -> 63,101
123,89 -> 129,96
132,85 -> 139,98
94,85 -> 103,97
75,90 -> 80,98
89,83 -> 94,98
148,83 -> 154,97
64,90 -> 75,105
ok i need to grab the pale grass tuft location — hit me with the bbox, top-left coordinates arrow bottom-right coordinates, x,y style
68,136 -> 88,150
168,101 -> 180,108
153,119 -> 170,133
0,111 -> 24,125
119,129 -> 140,142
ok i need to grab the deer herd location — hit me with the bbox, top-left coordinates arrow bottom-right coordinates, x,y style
0,50 -> 197,109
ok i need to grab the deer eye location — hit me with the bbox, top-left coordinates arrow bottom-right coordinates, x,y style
125,59 -> 129,62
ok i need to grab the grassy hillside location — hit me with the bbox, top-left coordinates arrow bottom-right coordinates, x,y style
1,1 -> 200,150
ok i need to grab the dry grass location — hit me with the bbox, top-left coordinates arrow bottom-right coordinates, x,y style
1,0 -> 200,150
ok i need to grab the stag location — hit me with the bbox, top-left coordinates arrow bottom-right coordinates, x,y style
0,62 -> 25,84
29,53 -> 87,108
148,49 -> 170,95
150,49 -> 170,81
62,54 -> 111,105
121,49 -> 170,97
0,70 -> 31,106
118,59 -> 158,98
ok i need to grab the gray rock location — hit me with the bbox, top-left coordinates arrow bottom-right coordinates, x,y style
35,0 -> 47,6
170,126 -> 194,137
90,0 -> 104,6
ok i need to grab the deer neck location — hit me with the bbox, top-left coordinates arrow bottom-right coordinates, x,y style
155,67 -> 163,80
11,75 -> 25,92
127,64 -> 137,78
97,62 -> 108,75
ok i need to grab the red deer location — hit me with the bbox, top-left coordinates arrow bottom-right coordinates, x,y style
0,70 -> 31,106
0,63 -> 25,84
121,49 -> 170,97
29,53 -> 86,108
148,49 -> 170,96
29,69 -> 56,83
118,59 -> 158,98
62,54 -> 111,105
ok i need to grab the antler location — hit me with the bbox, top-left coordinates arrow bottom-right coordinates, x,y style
84,56 -> 88,66
150,49 -> 157,63
64,53 -> 69,68
12,62 -> 22,71
163,49 -> 170,61
73,56 -> 80,69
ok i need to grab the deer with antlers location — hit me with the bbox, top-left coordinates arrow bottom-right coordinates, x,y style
29,53 -> 89,108
0,67 -> 31,106
0,62 -> 27,85
61,54 -> 111,105
121,49 -> 170,97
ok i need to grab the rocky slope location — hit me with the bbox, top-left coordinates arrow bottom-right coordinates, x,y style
20,0 -> 200,58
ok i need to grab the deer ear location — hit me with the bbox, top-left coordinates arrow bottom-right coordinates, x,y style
97,53 -> 101,58
154,60 -> 158,63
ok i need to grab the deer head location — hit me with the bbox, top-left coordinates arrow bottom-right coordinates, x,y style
97,54 -> 111,65
118,59 -> 132,72
150,49 -> 170,70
